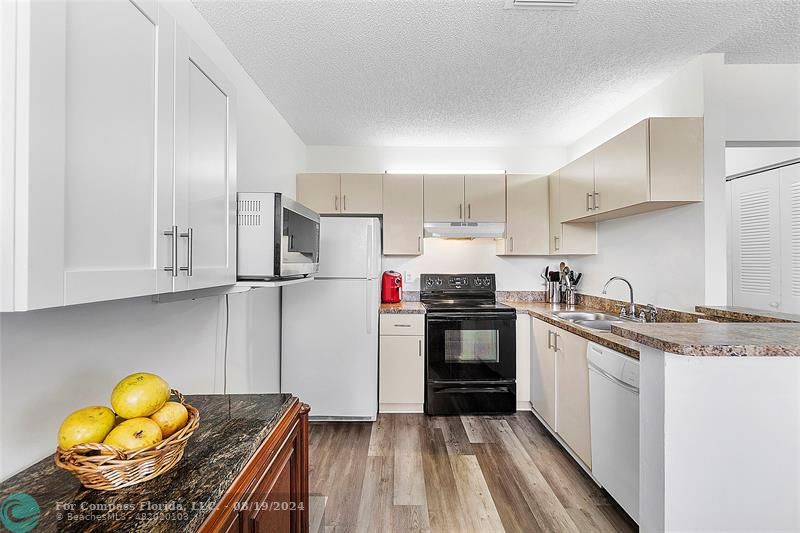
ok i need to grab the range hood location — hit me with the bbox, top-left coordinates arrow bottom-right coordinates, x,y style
423,222 -> 506,239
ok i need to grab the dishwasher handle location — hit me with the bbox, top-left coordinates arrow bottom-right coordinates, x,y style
589,362 -> 639,394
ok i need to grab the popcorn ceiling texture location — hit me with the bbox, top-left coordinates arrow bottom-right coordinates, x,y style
192,0 -> 799,147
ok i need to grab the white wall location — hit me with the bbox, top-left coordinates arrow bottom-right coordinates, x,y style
568,57 -> 706,311
0,0 -> 306,480
726,147 -> 800,176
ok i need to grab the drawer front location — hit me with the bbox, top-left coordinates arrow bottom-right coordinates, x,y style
380,314 -> 425,336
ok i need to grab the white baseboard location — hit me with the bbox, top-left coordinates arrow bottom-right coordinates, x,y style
379,403 -> 423,414
516,400 -> 532,411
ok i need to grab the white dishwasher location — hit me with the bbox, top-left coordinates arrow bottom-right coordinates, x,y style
587,342 -> 640,523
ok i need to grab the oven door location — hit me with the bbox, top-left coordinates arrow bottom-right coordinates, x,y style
278,196 -> 320,278
426,312 -> 516,382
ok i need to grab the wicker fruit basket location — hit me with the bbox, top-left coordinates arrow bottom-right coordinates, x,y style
55,389 -> 200,491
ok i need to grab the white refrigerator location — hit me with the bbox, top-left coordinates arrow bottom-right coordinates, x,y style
281,217 -> 382,420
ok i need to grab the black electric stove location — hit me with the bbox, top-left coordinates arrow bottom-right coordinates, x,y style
421,274 -> 517,416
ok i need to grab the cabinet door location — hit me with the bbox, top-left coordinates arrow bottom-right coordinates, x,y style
379,335 -> 425,405
424,175 -> 464,222
464,174 -> 506,222
559,152 -> 595,223
246,441 -> 295,533
175,31 -> 237,291
530,319 -> 556,428
383,174 -> 423,255
649,117 -> 704,202
40,0 -> 175,307
296,174 -> 340,214
340,174 -> 382,214
504,175 -> 548,255
515,314 -> 531,405
554,328 -> 592,467
548,173 -> 597,255
593,120 -> 649,215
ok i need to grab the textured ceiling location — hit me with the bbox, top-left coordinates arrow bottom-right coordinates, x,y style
193,0 -> 800,147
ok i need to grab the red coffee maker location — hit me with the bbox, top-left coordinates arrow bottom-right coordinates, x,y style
381,271 -> 403,303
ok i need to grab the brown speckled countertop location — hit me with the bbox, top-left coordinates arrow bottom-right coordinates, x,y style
380,301 -> 425,314
696,305 -> 800,323
0,394 -> 295,532
501,301 -> 642,359
611,322 -> 800,356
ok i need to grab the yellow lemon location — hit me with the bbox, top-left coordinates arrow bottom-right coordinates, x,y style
103,418 -> 162,451
111,372 -> 170,418
57,406 -> 115,450
150,402 -> 189,438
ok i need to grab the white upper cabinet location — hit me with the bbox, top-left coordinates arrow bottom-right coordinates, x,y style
424,174 -> 465,222
560,118 -> 703,223
497,174 -> 550,256
174,29 -> 237,291
1,0 -> 237,311
464,174 -> 506,223
383,174 -> 423,255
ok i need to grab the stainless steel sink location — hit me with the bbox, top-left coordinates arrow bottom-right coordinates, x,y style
552,311 -> 621,322
551,309 -> 635,331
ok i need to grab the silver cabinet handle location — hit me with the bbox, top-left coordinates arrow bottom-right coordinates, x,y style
163,225 -> 178,277
418,339 -> 423,357
467,203 -> 471,219
547,330 -> 553,349
394,324 -> 412,328
554,333 -> 560,352
179,227 -> 193,276
593,192 -> 600,210
586,192 -> 593,211
553,235 -> 560,251
335,195 -> 339,211
459,203 -> 463,219
417,235 -> 422,252
343,195 -> 347,211
509,236 -> 514,252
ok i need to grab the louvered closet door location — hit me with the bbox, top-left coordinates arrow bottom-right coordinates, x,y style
779,164 -> 800,314
730,170 -> 781,310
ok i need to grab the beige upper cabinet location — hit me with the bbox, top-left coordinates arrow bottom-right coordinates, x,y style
559,153 -> 595,223
549,173 -> 597,255
498,175 -> 549,255
383,174 -> 423,255
340,174 -> 383,214
296,173 -> 383,214
464,174 -> 506,222
296,173 -> 340,214
554,327 -> 592,467
424,174 -> 465,222
593,120 -> 649,214
559,117 -> 703,223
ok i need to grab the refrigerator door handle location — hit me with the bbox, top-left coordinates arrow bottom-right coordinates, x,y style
366,280 -> 375,335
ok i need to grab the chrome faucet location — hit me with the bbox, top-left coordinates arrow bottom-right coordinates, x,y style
602,276 -> 636,318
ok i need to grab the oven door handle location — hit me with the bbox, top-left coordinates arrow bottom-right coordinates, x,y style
426,313 -> 517,321
432,385 -> 514,394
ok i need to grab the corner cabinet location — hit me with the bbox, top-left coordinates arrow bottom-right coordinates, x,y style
199,400 -> 310,533
383,175 -> 424,255
296,173 -> 383,215
548,173 -> 597,255
379,314 -> 425,413
0,0 -> 236,311
496,174 -> 550,255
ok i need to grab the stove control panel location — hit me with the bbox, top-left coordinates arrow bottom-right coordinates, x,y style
420,274 -> 496,292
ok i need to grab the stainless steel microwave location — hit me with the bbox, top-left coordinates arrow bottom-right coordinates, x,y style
237,192 -> 320,280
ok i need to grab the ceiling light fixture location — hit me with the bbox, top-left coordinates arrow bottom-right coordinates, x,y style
504,0 -> 580,8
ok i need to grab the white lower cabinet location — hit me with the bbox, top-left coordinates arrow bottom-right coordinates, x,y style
515,313 -> 531,409
379,314 -> 425,413
1,0 -> 236,311
530,318 -> 592,468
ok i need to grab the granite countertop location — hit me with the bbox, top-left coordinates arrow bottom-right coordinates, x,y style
501,300 -> 642,359
380,301 -> 425,314
0,394 -> 296,532
696,305 -> 800,323
611,322 -> 800,356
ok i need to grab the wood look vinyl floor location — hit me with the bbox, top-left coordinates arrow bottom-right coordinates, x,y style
308,412 -> 638,533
